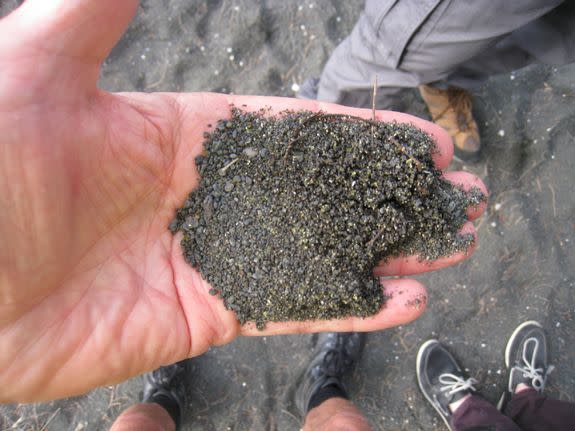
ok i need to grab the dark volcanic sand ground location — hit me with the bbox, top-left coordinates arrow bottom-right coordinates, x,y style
1,1 -> 574,430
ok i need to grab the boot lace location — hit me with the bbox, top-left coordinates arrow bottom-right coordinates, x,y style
511,337 -> 555,392
439,373 -> 478,396
322,338 -> 351,375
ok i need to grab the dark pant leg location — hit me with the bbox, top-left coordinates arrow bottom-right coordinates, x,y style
451,395 -> 522,431
504,388 -> 575,431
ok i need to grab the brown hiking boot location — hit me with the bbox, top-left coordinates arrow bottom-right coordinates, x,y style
419,85 -> 481,163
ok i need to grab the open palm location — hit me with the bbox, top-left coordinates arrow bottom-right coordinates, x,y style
0,0 -> 486,402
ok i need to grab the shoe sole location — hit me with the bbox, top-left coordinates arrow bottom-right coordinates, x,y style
504,320 -> 542,367
416,339 -> 454,431
497,320 -> 543,410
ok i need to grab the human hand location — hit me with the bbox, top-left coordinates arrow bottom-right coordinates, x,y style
0,0 -> 486,402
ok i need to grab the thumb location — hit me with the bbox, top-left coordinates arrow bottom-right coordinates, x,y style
6,0 -> 139,64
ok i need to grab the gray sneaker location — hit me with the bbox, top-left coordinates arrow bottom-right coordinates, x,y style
497,321 -> 554,411
417,340 -> 478,431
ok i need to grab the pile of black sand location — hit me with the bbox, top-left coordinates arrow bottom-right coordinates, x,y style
170,108 -> 484,329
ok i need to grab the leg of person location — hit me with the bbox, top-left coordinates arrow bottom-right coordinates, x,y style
417,340 -> 521,431
504,390 -> 575,431
450,395 -> 524,431
311,0 -> 563,161
429,1 -> 575,161
110,362 -> 187,431
316,0 -> 563,102
296,332 -> 372,431
303,398 -> 372,431
499,321 -> 575,431
109,403 -> 176,431
445,1 -> 575,90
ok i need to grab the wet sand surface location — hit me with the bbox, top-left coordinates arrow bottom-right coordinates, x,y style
1,1 -> 573,430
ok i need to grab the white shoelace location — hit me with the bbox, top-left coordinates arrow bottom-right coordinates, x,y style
439,373 -> 478,396
510,337 -> 555,392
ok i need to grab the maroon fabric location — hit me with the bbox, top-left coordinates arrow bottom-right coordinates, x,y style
451,395 -> 520,431
451,390 -> 575,431
504,388 -> 575,431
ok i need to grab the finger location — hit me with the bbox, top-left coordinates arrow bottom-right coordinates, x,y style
226,95 -> 454,170
373,221 -> 477,277
10,0 -> 139,63
442,171 -> 488,220
240,279 -> 427,336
